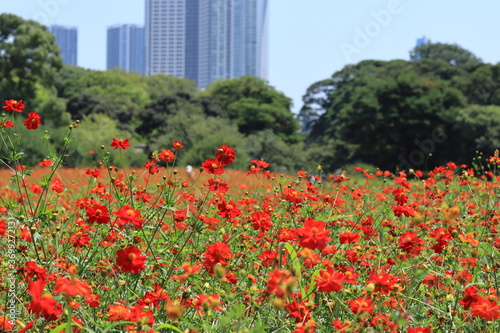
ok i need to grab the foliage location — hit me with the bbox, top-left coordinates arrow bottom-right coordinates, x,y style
410,40 -> 483,72
309,60 -> 478,169
202,76 -> 300,142
0,14 -> 62,103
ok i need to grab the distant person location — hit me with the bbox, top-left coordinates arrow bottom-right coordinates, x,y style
186,165 -> 194,180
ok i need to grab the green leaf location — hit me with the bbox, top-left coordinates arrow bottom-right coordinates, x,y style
154,323 -> 184,332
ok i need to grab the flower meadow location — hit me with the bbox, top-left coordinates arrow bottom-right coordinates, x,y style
1,100 -> 500,333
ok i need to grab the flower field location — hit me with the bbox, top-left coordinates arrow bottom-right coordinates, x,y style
1,100 -> 500,332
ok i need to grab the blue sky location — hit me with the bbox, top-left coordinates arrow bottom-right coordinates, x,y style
2,0 -> 500,113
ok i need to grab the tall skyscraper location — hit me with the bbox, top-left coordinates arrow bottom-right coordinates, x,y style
145,0 -> 268,88
107,24 -> 145,75
49,25 -> 78,66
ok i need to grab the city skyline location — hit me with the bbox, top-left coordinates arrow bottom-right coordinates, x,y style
107,24 -> 145,75
49,24 -> 78,66
145,0 -> 268,88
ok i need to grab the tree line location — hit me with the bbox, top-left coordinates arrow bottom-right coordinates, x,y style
2,13 -> 500,173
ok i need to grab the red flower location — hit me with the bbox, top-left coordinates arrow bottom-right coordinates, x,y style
460,286 -> 480,310
215,145 -> 236,166
287,300 -> 311,323
1,120 -> 14,128
53,266 -> 92,299
24,112 -> 41,130
367,272 -> 399,295
217,200 -> 241,219
115,245 -> 147,273
159,149 -> 175,162
114,205 -> 144,229
3,99 -> 25,112
86,204 -> 110,225
0,315 -> 14,332
339,230 -> 361,244
172,140 -> 184,150
398,231 -> 425,256
266,269 -> 294,297
145,160 -> 159,174
202,158 -> 224,175
349,297 -> 374,314
205,178 -> 228,193
297,218 -> 331,250
110,138 -> 130,149
203,242 -> 233,274
27,279 -> 61,320
408,327 -> 431,333
251,211 -> 272,231
470,297 -> 500,321
315,266 -> 348,292
38,159 -> 53,167
195,294 -> 222,312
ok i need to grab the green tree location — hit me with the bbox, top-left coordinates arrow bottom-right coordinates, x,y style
410,41 -> 482,72
202,76 -> 300,142
0,13 -> 62,102
308,60 -> 466,170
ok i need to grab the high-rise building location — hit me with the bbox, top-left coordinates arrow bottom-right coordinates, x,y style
145,0 -> 268,88
49,25 -> 78,66
107,24 -> 145,75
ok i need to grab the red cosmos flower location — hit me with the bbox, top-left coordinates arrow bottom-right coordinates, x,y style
408,327 -> 431,333
159,149 -> 175,162
24,112 -> 41,130
3,99 -> 25,112
339,230 -> 361,244
266,269 -> 296,297
114,205 -> 145,229
0,315 -> 14,332
470,297 -> 500,321
287,300 -> 312,323
297,218 -> 332,251
50,178 -> 64,193
110,138 -> 130,149
349,297 -> 374,314
205,178 -> 228,193
282,188 -> 303,205
203,242 -> 233,274
28,279 -> 62,320
145,160 -> 159,174
258,250 -> 281,267
215,145 -> 236,166
53,265 -> 92,299
398,231 -> 425,256
107,304 -> 131,321
367,272 -> 399,295
251,159 -> 270,168
195,294 -> 222,312
202,158 -> 224,174
85,168 -> 101,178
115,245 -> 147,274
393,204 -> 417,217
315,266 -> 348,292
217,200 -> 241,219
460,286 -> 480,310
0,120 -> 14,128
69,229 -> 92,248
86,203 -> 110,225
38,159 -> 53,167
129,304 -> 155,326
172,140 -> 184,150
251,211 -> 272,231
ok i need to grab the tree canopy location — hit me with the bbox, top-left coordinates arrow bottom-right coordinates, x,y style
0,13 -> 62,102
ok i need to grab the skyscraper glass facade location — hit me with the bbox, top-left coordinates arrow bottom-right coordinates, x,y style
49,25 -> 78,66
107,24 -> 145,75
145,0 -> 268,88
